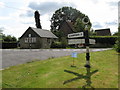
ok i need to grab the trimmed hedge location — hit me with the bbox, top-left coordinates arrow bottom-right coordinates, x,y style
2,42 -> 18,49
90,36 -> 118,48
90,36 -> 118,44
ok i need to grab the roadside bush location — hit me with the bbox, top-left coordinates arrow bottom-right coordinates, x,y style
61,37 -> 68,48
114,40 -> 120,53
51,41 -> 62,48
51,37 -> 68,48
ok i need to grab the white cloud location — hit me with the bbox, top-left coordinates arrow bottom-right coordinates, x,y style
0,2 -> 5,8
0,16 -> 11,20
0,0 -> 119,38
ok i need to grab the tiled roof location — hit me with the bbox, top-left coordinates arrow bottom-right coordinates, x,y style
31,27 -> 58,38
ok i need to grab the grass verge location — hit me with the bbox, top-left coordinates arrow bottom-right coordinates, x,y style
2,50 -> 118,88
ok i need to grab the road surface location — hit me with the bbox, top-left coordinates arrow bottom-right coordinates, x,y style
1,48 -> 111,69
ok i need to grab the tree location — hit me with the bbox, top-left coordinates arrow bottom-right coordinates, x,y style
0,30 -> 3,33
74,18 -> 85,32
2,34 -> 17,42
50,7 -> 91,32
0,28 -> 3,40
114,27 -> 120,53
113,31 -> 119,36
34,11 -> 42,29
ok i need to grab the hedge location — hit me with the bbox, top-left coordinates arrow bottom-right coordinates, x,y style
90,36 -> 118,48
2,42 -> 18,49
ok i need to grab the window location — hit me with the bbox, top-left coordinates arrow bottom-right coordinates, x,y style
24,37 -> 36,43
32,37 -> 36,43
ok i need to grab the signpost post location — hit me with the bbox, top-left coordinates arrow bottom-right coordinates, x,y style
82,17 -> 91,68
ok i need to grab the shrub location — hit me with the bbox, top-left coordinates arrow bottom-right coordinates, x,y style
51,41 -> 62,48
114,40 -> 120,53
61,37 -> 68,48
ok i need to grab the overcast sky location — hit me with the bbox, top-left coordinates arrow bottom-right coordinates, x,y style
0,0 -> 119,38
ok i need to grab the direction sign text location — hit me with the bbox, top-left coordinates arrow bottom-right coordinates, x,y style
68,32 -> 84,38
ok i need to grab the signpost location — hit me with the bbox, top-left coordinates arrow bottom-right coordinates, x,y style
67,16 -> 96,68
68,32 -> 84,38
89,39 -> 95,45
64,17 -> 98,88
68,39 -> 85,45
68,39 -> 95,45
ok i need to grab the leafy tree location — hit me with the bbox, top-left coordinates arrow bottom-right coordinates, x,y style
51,7 -> 92,48
0,30 -> 3,33
89,28 -> 97,36
113,31 -> 119,36
50,7 -> 91,32
2,34 -> 17,42
114,38 -> 120,53
61,37 -> 68,48
114,27 -> 120,53
0,29 -> 3,40
74,17 -> 91,32
74,18 -> 84,32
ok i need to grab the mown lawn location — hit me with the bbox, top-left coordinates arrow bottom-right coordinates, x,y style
1,50 -> 118,88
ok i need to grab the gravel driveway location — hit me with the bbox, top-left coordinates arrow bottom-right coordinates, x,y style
1,48 -> 111,69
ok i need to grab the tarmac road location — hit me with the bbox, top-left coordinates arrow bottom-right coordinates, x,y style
1,48 -> 111,69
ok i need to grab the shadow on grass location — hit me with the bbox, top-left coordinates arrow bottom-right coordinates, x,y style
63,68 -> 98,89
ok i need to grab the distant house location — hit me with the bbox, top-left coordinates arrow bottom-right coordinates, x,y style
19,27 -> 57,49
95,28 -> 111,36
58,20 -> 75,37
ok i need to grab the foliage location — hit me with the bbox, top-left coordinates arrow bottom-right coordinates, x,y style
113,27 -> 120,53
52,31 -> 64,41
51,41 -> 62,48
0,30 -> 3,33
0,34 -> 2,41
90,36 -> 117,48
114,39 -> 120,53
61,37 -> 68,48
51,6 -> 92,45
51,6 -> 91,32
74,17 -> 91,32
2,42 -> 17,49
90,36 -> 117,44
90,36 -> 118,38
74,18 -> 85,32
113,31 -> 119,36
51,37 -> 68,48
2,34 -> 17,42
89,29 -> 97,36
